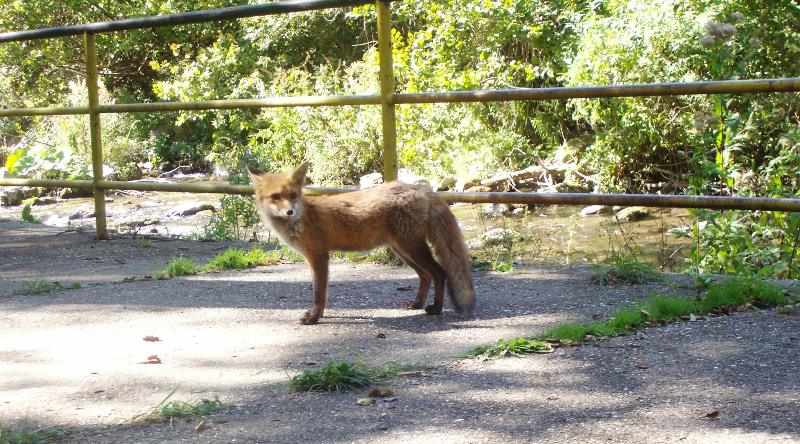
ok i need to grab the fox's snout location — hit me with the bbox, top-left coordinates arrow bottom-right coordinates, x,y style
268,199 -> 302,219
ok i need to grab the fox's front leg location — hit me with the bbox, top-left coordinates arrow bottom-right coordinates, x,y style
300,253 -> 329,325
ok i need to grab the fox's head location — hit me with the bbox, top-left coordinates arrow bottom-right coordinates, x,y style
247,162 -> 309,220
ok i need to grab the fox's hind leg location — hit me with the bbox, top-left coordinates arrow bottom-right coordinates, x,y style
390,238 -> 446,315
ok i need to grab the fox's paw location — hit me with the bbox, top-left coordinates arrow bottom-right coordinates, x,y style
300,311 -> 320,325
424,304 -> 443,315
405,300 -> 425,310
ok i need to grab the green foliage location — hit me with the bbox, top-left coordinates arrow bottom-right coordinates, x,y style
139,387 -> 225,426
201,246 -> 278,271
464,337 -> 553,359
289,361 -> 373,392
20,205 -> 40,224
592,253 -> 662,285
0,422 -> 66,444
156,257 -> 197,280
195,195 -> 261,241
18,279 -> 78,295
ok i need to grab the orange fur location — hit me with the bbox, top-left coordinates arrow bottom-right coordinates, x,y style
248,162 -> 476,325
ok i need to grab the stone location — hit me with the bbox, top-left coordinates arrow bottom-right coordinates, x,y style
615,206 -> 651,222
359,172 -> 383,189
1,187 -> 39,206
167,202 -> 216,217
580,205 -> 610,217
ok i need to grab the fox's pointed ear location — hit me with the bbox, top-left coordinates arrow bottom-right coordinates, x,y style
291,161 -> 310,185
246,165 -> 265,184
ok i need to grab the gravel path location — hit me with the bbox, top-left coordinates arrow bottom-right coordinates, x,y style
1,220 -> 798,443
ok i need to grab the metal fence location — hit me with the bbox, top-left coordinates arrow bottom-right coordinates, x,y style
1,0 -> 800,240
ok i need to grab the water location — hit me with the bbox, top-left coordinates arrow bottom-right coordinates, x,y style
0,191 -> 692,269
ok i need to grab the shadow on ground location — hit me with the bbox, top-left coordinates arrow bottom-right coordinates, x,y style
1,221 -> 798,443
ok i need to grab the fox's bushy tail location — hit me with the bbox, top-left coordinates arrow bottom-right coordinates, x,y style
427,198 -> 476,316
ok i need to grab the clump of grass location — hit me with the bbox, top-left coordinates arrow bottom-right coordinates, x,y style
156,257 -> 198,280
202,246 -> 277,271
289,361 -> 373,392
592,253 -> 661,285
140,389 -> 225,425
0,422 -> 66,443
21,205 -> 41,224
464,337 -> 553,359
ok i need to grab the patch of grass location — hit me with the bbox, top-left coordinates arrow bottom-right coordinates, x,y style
641,295 -> 698,322
472,258 -> 515,273
464,337 -> 553,359
289,361 -> 373,392
471,277 -> 787,358
140,389 -> 225,425
18,279 -> 79,295
156,257 -> 198,280
592,253 -> 661,285
0,422 -> 66,443
134,238 -> 154,248
20,205 -> 41,224
202,246 -> 277,272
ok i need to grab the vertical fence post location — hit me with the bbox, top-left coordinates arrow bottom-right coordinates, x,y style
376,0 -> 397,182
84,32 -> 108,240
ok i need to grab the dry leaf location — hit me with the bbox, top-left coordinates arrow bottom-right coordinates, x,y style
705,410 -> 720,420
143,336 -> 160,342
195,420 -> 206,432
356,397 -> 376,406
139,355 -> 162,364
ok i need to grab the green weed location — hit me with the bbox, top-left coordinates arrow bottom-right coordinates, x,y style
289,361 -> 373,392
139,389 -> 225,425
21,205 -> 41,224
592,253 -> 661,285
464,337 -> 553,359
202,246 -> 276,271
0,422 -> 66,443
18,279 -> 78,295
156,257 -> 198,280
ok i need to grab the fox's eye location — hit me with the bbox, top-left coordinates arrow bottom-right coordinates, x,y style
289,192 -> 298,199
270,193 -> 280,200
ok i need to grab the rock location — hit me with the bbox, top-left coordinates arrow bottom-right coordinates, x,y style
58,187 -> 93,199
482,203 -> 514,216
1,187 -> 39,206
467,228 -> 522,250
69,209 -> 96,220
480,164 -> 566,191
167,202 -> 216,217
359,172 -> 383,189
554,182 -> 591,193
435,176 -> 457,191
615,206 -> 651,222
43,214 -> 69,227
398,168 -> 430,187
580,205 -> 611,217
465,185 -> 492,193
33,196 -> 58,206
455,177 -> 482,192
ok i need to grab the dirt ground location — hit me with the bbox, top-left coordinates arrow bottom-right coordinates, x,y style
1,220 -> 799,443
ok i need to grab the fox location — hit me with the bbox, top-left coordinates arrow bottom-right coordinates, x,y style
247,162 -> 476,325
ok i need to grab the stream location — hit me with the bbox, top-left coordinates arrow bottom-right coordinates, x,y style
0,186 -> 692,270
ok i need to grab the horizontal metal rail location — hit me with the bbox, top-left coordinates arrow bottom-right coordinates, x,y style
0,0 -> 376,43
3,78 -> 799,118
2,177 -> 799,211
394,78 -> 800,104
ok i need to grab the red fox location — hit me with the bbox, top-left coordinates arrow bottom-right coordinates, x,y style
247,162 -> 476,325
